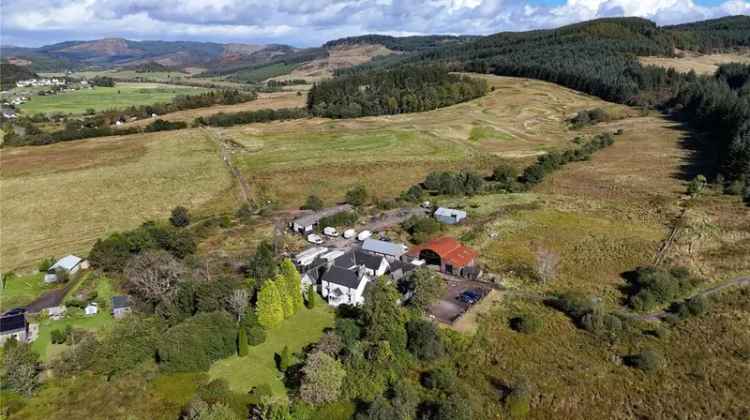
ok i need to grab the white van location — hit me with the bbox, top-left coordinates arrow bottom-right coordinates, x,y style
357,230 -> 372,241
323,226 -> 338,237
307,234 -> 324,244
343,229 -> 357,239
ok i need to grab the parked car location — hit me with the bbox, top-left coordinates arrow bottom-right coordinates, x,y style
307,234 -> 324,244
357,230 -> 372,241
458,290 -> 481,304
323,226 -> 338,237
343,229 -> 357,239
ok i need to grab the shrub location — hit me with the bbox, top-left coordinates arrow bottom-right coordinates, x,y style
401,185 -> 424,202
302,195 -> 323,211
509,315 -> 542,334
157,312 -> 236,372
318,211 -> 358,228
345,185 -> 368,206
625,350 -> 664,372
422,366 -> 457,392
238,328 -> 248,357
50,329 -> 67,344
505,381 -> 531,419
38,257 -> 56,273
401,215 -> 442,243
246,325 -> 267,346
169,206 -> 190,227
144,119 -> 188,132
406,320 -> 444,360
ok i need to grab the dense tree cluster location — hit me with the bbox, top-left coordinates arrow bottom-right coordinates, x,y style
89,221 -> 196,272
195,107 -> 308,127
157,311 -> 237,372
307,66 -> 488,118
624,266 -> 702,311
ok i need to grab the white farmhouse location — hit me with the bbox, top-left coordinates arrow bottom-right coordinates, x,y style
320,266 -> 372,306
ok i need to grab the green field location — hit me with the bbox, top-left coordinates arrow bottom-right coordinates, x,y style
17,82 -> 208,115
228,63 -> 300,83
208,304 -> 334,395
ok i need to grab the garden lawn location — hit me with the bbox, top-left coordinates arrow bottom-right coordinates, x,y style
18,82 -> 208,115
208,304 -> 334,395
0,273 -> 56,311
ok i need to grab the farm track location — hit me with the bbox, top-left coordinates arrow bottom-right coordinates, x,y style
201,127 -> 252,205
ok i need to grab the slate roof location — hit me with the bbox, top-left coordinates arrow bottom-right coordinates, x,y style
0,310 -> 27,333
112,296 -> 130,309
362,239 -> 407,258
322,266 -> 365,289
334,249 -> 384,272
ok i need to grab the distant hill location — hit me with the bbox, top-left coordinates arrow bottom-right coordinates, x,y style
124,61 -> 173,73
0,63 -> 39,90
323,34 -> 477,52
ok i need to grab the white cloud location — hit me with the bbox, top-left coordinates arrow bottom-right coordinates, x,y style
0,0 -> 747,46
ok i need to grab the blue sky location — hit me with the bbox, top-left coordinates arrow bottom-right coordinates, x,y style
1,0 -> 748,47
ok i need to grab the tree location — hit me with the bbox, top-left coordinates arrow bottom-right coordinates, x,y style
302,195 -> 324,211
237,328 -> 248,357
306,283 -> 317,309
436,393 -> 473,420
278,345 -> 291,371
687,174 -> 707,196
334,318 -> 361,347
227,289 -> 249,322
534,246 -> 560,283
299,351 -> 346,405
1,342 -> 41,396
362,278 -> 407,355
510,315 -> 542,334
169,206 -> 190,227
279,258 -> 304,313
402,185 -> 424,202
345,184 -> 368,206
124,250 -> 185,306
256,281 -> 284,329
492,163 -> 519,190
247,241 -> 276,285
406,268 -> 446,312
406,320 -> 444,360
625,349 -> 665,372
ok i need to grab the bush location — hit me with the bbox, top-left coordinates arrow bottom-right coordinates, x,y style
422,366 -> 457,393
401,185 -> 424,202
625,266 -> 702,311
509,315 -> 542,334
318,211 -> 358,228
625,350 -> 664,372
302,195 -> 324,211
50,329 -> 67,344
169,206 -> 190,227
38,257 -> 55,273
505,382 -> 531,419
246,325 -> 267,346
237,328 -> 248,357
406,320 -> 444,360
345,185 -> 368,206
144,119 -> 188,132
157,312 -> 236,372
401,215 -> 442,243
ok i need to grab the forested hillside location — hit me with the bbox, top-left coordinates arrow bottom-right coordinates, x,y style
337,16 -> 750,202
0,63 -> 39,89
323,34 -> 476,52
307,66 -> 488,118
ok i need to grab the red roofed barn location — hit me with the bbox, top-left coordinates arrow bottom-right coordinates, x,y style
408,236 -> 478,277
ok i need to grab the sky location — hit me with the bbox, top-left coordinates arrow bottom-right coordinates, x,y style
1,0 -> 748,47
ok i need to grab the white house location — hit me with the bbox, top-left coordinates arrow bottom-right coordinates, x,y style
84,302 -> 98,316
434,207 -> 467,225
320,266 -> 372,306
44,255 -> 89,283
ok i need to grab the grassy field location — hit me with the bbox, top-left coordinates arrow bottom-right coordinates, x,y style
0,129 -> 232,271
208,304 -> 334,395
224,75 -> 633,207
2,75 -> 629,271
639,51 -> 750,75
17,82 -> 208,115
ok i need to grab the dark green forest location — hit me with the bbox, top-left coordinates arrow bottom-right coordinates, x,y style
307,66 -> 489,118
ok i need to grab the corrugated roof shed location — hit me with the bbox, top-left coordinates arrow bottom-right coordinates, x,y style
362,239 -> 407,258
408,236 -> 478,267
50,255 -> 82,271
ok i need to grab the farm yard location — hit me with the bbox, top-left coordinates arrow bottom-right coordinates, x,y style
16,82 -> 209,115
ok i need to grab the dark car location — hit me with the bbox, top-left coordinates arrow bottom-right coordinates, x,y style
458,290 -> 481,304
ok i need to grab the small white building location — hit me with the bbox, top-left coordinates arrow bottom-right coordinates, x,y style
434,207 -> 467,225
44,255 -> 89,283
46,306 -> 66,320
320,266 -> 372,306
84,302 -> 98,316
